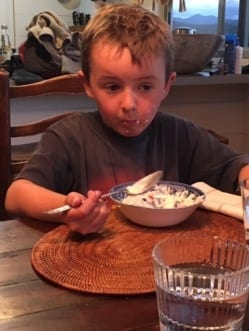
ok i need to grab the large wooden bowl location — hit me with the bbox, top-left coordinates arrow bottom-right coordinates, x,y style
173,34 -> 225,74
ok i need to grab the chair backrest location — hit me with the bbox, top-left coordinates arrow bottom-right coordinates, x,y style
0,69 -> 84,220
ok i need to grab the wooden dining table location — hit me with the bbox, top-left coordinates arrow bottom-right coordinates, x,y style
0,208 -> 249,331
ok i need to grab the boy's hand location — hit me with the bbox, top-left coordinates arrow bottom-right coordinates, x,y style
62,190 -> 110,235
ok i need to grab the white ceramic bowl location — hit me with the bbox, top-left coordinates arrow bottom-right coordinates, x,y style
110,181 -> 205,228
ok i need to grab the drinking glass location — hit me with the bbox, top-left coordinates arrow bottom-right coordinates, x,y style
152,234 -> 249,331
240,178 -> 249,244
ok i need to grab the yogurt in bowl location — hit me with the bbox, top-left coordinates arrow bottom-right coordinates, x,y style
109,181 -> 205,227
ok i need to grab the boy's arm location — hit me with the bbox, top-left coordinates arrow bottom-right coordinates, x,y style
5,179 -> 70,222
5,179 -> 109,234
239,165 -> 249,183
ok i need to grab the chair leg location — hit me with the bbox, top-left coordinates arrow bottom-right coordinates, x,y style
0,194 -> 9,220
0,163 -> 12,221
0,70 -> 12,220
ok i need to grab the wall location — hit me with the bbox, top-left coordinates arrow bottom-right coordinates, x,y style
13,0 -> 96,49
0,0 -> 94,49
0,0 -> 14,48
0,0 -> 163,50
163,79 -> 249,154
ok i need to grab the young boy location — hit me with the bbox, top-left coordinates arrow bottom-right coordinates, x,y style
5,3 -> 249,234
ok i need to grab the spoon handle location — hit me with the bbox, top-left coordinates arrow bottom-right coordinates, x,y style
43,204 -> 71,215
43,191 -> 120,215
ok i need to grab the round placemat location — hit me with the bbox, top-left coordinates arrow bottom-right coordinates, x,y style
31,208 -> 244,295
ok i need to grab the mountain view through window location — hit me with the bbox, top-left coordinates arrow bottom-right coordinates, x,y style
172,0 -> 240,35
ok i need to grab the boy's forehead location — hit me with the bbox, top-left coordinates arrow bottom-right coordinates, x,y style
89,41 -> 166,78
90,40 -> 164,64
91,41 -> 124,59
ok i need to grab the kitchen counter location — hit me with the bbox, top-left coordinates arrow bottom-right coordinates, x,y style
174,73 -> 249,86
161,73 -> 249,154
11,74 -> 249,154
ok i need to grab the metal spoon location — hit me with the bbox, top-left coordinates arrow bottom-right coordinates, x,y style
43,170 -> 163,215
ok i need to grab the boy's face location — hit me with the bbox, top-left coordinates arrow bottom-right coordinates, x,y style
82,41 -> 176,137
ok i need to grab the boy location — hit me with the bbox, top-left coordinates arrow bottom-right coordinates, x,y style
5,3 -> 249,234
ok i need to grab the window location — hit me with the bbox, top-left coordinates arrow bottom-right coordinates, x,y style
170,0 -> 248,47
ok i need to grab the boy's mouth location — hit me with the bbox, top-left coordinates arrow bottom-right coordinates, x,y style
121,119 -> 140,127
121,119 -> 149,127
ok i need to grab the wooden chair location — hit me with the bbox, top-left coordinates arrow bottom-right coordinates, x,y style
0,69 -> 229,220
0,69 -> 84,220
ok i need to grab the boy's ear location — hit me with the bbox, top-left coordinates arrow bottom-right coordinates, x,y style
163,72 -> 176,98
78,70 -> 94,98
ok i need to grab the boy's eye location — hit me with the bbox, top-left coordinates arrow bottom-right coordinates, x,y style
102,83 -> 153,92
142,84 -> 152,91
105,84 -> 120,92
138,84 -> 153,91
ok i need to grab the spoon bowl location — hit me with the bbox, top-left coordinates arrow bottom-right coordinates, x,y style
107,170 -> 163,196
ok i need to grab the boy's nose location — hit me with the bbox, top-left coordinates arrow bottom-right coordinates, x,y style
121,89 -> 137,111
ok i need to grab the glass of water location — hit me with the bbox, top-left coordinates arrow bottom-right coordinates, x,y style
240,178 -> 249,244
152,234 -> 249,331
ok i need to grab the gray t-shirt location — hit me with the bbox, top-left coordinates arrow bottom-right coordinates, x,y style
16,111 -> 249,195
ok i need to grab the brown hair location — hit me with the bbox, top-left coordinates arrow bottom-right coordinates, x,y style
81,3 -> 174,81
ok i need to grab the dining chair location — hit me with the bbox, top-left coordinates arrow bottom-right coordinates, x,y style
0,70 -> 229,220
0,69 -> 84,220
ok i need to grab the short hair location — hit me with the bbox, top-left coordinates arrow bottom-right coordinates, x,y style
81,3 -> 175,81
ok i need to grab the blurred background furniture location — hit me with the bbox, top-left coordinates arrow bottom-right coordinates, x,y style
0,70 -> 84,220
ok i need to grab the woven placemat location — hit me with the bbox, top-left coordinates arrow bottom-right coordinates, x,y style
31,208 -> 243,295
